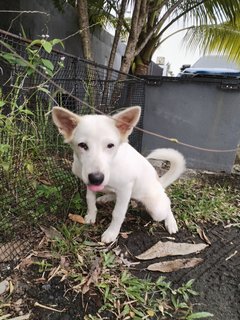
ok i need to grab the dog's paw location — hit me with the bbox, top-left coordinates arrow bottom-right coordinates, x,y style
96,194 -> 116,204
101,229 -> 118,243
164,216 -> 178,234
84,213 -> 96,224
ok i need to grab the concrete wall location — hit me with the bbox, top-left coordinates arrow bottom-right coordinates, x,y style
142,77 -> 240,172
0,0 -> 126,69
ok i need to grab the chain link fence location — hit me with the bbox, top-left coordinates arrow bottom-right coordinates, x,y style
0,30 -> 145,270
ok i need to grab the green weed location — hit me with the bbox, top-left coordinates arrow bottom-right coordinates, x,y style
48,224 -> 213,319
169,178 -> 239,228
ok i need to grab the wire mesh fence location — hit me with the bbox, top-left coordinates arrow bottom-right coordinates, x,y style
0,29 -> 145,269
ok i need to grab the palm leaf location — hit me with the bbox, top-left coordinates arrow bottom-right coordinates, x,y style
183,20 -> 240,64
166,0 -> 240,28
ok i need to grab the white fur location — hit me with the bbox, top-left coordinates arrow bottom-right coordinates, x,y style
52,106 -> 186,243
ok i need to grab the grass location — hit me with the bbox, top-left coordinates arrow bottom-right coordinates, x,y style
29,221 -> 214,320
48,173 -> 238,319
169,176 -> 239,230
1,171 -> 239,318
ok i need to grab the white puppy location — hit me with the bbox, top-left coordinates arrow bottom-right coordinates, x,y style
52,106 -> 185,243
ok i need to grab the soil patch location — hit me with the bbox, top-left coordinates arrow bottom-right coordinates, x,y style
119,224 -> 240,320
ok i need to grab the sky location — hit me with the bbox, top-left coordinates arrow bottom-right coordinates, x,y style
153,28 -> 201,76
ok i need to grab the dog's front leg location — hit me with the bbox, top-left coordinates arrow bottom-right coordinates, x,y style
101,185 -> 132,243
85,189 -> 97,224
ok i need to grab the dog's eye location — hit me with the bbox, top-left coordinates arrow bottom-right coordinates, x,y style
78,142 -> 88,150
107,143 -> 115,149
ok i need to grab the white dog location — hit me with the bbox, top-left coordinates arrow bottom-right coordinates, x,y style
52,106 -> 185,243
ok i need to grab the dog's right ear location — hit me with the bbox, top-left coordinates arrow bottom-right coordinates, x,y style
113,106 -> 141,140
52,107 -> 80,142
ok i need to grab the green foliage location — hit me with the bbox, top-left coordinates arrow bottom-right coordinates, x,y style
33,259 -> 53,273
0,36 -> 70,236
96,255 -> 208,319
183,18 -> 240,63
0,35 -> 64,167
169,178 -> 239,228
52,0 -> 115,27
54,0 -> 240,75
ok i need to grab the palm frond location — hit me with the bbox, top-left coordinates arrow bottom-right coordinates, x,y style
171,0 -> 240,28
183,19 -> 240,64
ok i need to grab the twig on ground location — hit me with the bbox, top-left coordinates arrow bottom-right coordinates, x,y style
0,314 -> 31,320
225,250 -> 238,261
34,302 -> 66,313
224,223 -> 240,228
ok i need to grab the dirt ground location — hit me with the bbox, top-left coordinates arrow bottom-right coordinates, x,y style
120,224 -> 240,320
1,173 -> 240,320
3,223 -> 239,320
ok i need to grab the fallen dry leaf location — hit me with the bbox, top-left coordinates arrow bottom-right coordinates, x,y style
81,258 -> 101,294
147,257 -> 203,272
68,213 -> 85,224
32,250 -> 60,259
40,226 -> 63,241
0,279 -> 9,295
136,241 -> 208,260
197,227 -> 211,245
38,178 -> 52,185
15,254 -> 35,270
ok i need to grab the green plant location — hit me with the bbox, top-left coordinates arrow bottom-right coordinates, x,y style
0,36 -> 68,234
169,178 -> 239,228
93,253 -> 210,319
0,36 -> 65,167
52,223 -> 90,257
33,259 -> 53,273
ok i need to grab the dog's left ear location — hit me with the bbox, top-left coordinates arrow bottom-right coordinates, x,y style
113,106 -> 141,139
52,107 -> 80,142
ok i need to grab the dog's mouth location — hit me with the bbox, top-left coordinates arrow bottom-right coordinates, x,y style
87,184 -> 105,192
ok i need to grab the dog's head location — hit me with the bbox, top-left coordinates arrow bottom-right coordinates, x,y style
52,106 -> 141,191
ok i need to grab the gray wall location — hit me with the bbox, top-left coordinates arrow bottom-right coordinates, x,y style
142,77 -> 240,172
0,0 -> 126,69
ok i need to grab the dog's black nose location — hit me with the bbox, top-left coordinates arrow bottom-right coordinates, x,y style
88,172 -> 104,185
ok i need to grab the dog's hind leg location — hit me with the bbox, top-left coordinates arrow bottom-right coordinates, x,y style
144,193 -> 178,234
97,194 -> 116,204
101,185 -> 133,243
85,189 -> 97,224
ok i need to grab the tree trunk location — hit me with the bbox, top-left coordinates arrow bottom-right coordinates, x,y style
107,0 -> 127,71
134,55 -> 149,75
118,0 -> 147,77
101,0 -> 128,111
134,34 -> 159,76
77,0 -> 93,61
77,0 -> 97,112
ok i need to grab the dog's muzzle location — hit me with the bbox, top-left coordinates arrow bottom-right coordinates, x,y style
87,172 -> 104,192
88,172 -> 104,185
87,172 -> 105,192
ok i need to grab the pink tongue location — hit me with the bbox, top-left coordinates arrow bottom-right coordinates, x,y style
87,184 -> 104,192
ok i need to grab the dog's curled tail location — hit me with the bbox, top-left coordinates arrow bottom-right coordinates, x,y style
147,148 -> 186,188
